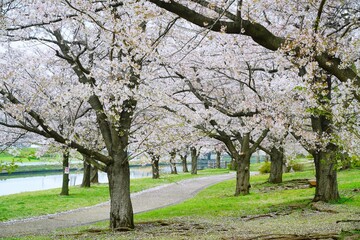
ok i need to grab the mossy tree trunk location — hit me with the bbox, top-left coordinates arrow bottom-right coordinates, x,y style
310,75 -> 340,202
91,166 -> 99,184
60,148 -> 70,196
107,149 -> 134,230
269,146 -> 284,184
234,133 -> 252,196
81,160 -> 91,188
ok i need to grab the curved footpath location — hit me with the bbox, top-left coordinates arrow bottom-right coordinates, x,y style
0,172 -> 236,238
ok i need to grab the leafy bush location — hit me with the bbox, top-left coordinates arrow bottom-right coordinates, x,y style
259,161 -> 271,174
227,161 -> 237,171
351,156 -> 360,168
17,148 -> 39,160
288,160 -> 304,172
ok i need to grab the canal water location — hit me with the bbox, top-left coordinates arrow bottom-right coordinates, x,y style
0,165 -> 176,196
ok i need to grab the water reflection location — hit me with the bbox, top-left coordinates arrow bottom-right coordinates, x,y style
0,165 -> 174,196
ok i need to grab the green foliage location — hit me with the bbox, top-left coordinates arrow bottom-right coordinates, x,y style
0,160 -> 18,173
350,155 -> 360,168
288,160 -> 305,172
17,148 -> 39,160
227,161 -> 237,171
259,161 -> 271,174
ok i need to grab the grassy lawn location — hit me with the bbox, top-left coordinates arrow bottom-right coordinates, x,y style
0,168 -> 230,222
133,169 -> 359,223
1,168 -> 359,239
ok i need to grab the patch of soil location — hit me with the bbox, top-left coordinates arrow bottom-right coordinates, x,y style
258,179 -> 312,193
57,215 -> 360,240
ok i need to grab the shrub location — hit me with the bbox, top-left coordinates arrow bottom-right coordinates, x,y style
288,160 -> 304,172
227,161 -> 237,171
259,161 -> 271,174
351,156 -> 360,168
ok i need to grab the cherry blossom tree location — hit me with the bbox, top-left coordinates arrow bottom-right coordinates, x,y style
149,0 -> 360,202
0,0 -> 172,230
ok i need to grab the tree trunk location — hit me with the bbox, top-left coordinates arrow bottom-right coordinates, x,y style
313,151 -> 340,202
151,154 -> 160,179
269,146 -> 284,184
107,151 -> 134,230
180,154 -> 189,172
310,75 -> 340,202
191,147 -> 198,174
91,166 -> 99,183
169,151 -> 177,174
235,133 -> 252,196
60,149 -> 70,196
216,151 -> 221,168
81,160 -> 91,188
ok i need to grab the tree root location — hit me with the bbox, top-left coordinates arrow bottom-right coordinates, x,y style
336,219 -> 360,223
241,233 -> 340,240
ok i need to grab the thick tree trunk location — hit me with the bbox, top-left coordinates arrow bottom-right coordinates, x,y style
235,153 -> 251,196
107,151 -> 134,230
310,76 -> 340,202
60,149 -> 70,196
313,151 -> 340,202
151,155 -> 160,179
190,147 -> 198,174
81,161 -> 91,188
235,133 -> 251,196
180,154 -> 189,172
216,151 -> 221,168
269,146 -> 284,184
169,151 -> 177,174
91,166 -> 99,183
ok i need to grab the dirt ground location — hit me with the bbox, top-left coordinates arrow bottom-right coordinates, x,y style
54,201 -> 360,240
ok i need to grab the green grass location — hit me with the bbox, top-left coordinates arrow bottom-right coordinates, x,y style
0,147 -> 64,165
0,168 -> 230,221
135,169 -> 359,222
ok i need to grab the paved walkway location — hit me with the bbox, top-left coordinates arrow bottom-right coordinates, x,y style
0,173 -> 235,238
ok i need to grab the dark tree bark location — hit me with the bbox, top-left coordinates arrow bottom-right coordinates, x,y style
180,153 -> 189,172
312,150 -> 339,202
235,133 -> 252,196
190,147 -> 199,174
215,129 -> 268,196
81,160 -> 91,188
216,150 -> 221,168
269,146 -> 284,184
149,153 -> 160,179
91,166 -> 99,183
169,150 -> 177,174
107,149 -> 134,230
310,75 -> 340,202
60,148 -> 70,196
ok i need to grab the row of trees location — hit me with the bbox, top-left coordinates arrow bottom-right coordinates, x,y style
0,0 -> 359,230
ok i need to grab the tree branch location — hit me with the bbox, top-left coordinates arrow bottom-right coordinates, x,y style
148,0 -> 360,90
